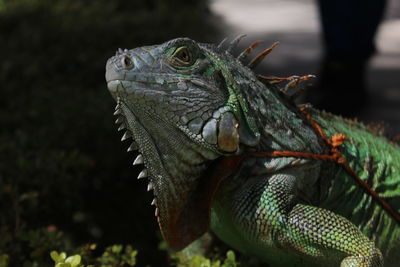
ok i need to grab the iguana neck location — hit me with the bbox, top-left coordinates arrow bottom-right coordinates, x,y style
239,78 -> 325,154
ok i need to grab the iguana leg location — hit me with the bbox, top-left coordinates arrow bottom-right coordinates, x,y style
215,169 -> 383,267
286,204 -> 383,267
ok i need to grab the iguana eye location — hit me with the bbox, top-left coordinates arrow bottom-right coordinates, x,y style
171,47 -> 194,67
175,47 -> 190,62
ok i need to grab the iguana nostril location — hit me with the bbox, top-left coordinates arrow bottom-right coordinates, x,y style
121,55 -> 134,69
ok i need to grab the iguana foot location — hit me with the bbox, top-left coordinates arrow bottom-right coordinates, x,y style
340,248 -> 383,267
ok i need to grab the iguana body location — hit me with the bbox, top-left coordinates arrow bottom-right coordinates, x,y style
105,38 -> 400,266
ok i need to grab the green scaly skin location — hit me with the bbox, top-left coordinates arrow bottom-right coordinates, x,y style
105,38 -> 400,266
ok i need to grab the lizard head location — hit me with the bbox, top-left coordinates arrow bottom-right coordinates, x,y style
105,37 -> 260,250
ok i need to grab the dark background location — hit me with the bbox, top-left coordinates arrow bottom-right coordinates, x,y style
0,0 -> 399,266
0,0 -> 221,266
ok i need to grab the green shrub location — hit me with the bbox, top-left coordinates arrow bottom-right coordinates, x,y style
50,244 -> 137,267
175,250 -> 238,267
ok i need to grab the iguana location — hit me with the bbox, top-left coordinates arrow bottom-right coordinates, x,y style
105,37 -> 400,267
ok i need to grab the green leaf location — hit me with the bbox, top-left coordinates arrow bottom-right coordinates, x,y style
0,254 -> 9,267
111,245 -> 122,254
19,191 -> 39,202
50,251 -> 66,263
50,251 -> 59,262
222,251 -> 237,267
59,252 -> 67,261
65,255 -> 81,267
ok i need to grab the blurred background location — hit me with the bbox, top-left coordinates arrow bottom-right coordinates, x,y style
213,0 -> 400,132
0,0 -> 399,266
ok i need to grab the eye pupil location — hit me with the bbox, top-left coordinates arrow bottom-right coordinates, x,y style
177,48 -> 190,62
181,51 -> 187,60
